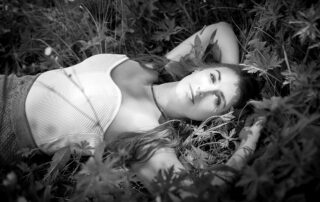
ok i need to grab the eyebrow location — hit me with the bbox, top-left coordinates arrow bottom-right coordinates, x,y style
215,70 -> 221,81
214,90 -> 226,108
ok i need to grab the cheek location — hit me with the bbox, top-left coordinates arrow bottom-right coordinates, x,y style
198,98 -> 213,110
190,99 -> 216,119
175,81 -> 188,100
223,86 -> 240,107
182,73 -> 206,87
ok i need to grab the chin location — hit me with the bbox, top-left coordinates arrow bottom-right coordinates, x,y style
188,114 -> 210,121
190,111 -> 223,121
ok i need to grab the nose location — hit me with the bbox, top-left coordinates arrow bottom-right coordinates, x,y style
195,85 -> 216,98
196,86 -> 215,97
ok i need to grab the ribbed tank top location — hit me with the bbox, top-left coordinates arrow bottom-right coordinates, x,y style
25,54 -> 129,154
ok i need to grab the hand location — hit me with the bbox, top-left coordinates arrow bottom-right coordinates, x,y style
239,116 -> 266,148
210,116 -> 266,185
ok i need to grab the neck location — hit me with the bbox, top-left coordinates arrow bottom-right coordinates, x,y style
151,82 -> 184,119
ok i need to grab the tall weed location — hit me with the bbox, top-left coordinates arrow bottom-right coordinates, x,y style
0,0 -> 319,201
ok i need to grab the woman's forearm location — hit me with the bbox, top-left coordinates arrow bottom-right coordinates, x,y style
210,139 -> 258,186
226,139 -> 256,170
211,118 -> 265,186
131,140 -> 256,188
165,22 -> 239,64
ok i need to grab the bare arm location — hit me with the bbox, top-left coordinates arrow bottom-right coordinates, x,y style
130,118 -> 265,194
226,118 -> 264,169
165,22 -> 239,64
211,117 -> 265,185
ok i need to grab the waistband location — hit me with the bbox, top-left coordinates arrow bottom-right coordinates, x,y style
11,74 -> 40,150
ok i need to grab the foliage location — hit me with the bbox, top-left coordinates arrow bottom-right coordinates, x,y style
1,0 -> 320,201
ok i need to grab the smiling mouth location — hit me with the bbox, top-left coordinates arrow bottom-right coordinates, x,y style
189,84 -> 195,104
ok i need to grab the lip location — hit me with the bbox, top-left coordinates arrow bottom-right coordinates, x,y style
189,84 -> 195,104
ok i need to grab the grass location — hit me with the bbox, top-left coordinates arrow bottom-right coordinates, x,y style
1,0 -> 320,201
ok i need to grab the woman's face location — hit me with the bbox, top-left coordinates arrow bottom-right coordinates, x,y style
175,67 -> 240,120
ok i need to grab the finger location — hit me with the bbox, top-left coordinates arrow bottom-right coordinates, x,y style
244,115 -> 255,127
239,127 -> 252,141
256,116 -> 266,123
253,116 -> 266,127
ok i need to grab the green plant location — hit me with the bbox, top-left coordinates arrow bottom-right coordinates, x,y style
1,0 -> 320,201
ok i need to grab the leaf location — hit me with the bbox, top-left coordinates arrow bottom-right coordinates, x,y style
205,43 -> 221,63
17,162 -> 31,173
248,96 -> 285,111
289,5 -> 320,43
74,155 -> 126,200
194,35 -> 202,58
250,0 -> 284,30
72,140 -> 94,155
43,146 -> 71,183
42,185 -> 53,202
281,70 -> 297,86
203,29 -> 221,63
248,38 -> 267,50
114,20 -> 135,37
152,18 -> 184,41
236,159 -> 274,200
177,34 -> 205,67
183,146 -> 217,169
275,138 -> 317,187
243,64 -> 263,74
308,42 -> 320,50
150,166 -> 188,200
164,60 -> 195,79
244,39 -> 283,76
138,0 -> 159,18
94,141 -> 106,162
17,147 -> 40,158
264,51 -> 284,69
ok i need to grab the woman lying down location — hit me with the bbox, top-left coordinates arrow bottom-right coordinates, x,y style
0,22 -> 264,195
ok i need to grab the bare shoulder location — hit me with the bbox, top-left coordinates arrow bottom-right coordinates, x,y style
81,54 -> 127,65
112,59 -> 158,85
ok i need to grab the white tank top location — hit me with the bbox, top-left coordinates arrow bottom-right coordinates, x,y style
25,54 -> 129,154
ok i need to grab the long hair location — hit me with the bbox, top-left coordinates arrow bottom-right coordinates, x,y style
109,55 -> 261,166
106,121 -> 180,167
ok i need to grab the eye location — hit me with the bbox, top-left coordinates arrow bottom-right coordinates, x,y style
210,73 -> 216,83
